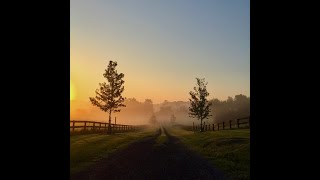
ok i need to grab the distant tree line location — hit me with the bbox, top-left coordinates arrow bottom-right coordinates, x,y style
123,98 -> 154,116
106,95 -> 249,126
210,94 -> 250,123
88,61 -> 249,130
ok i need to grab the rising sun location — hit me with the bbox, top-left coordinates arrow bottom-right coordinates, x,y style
70,81 -> 75,100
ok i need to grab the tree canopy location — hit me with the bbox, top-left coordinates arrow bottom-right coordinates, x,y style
189,78 -> 212,132
89,61 -> 126,134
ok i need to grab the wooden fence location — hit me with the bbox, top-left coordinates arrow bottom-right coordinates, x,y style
192,116 -> 250,132
70,120 -> 144,134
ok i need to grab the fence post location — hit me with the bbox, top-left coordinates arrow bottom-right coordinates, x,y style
212,124 -> 214,131
237,119 -> 240,128
223,122 -> 225,130
84,122 -> 87,131
229,120 -> 232,129
72,121 -> 75,132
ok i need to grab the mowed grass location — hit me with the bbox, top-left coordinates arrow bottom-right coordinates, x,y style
169,127 -> 250,180
70,127 -> 157,175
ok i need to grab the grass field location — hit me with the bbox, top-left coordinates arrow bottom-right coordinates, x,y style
169,127 -> 250,180
70,127 -> 157,175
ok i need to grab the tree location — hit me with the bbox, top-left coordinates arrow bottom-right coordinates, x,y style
170,114 -> 176,124
89,61 -> 126,134
188,78 -> 212,132
159,106 -> 173,116
149,114 -> 158,125
143,99 -> 154,116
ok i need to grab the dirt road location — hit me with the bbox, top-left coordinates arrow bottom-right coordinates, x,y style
71,127 -> 228,180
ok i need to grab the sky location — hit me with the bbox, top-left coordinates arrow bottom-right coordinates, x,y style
71,0 -> 250,108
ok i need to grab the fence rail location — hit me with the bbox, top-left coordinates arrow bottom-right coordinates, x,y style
70,120 -> 144,134
192,116 -> 250,132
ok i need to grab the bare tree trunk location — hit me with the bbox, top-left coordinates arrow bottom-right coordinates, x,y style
107,110 -> 112,135
200,118 -> 203,132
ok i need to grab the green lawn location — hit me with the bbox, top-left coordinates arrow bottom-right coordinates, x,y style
169,127 -> 250,180
70,127 -> 157,175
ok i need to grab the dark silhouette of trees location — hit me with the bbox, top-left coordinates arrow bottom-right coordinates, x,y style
211,94 -> 250,123
123,98 -> 153,117
158,106 -> 173,115
89,61 -> 126,134
110,98 -> 154,125
143,99 -> 154,116
170,114 -> 176,124
188,78 -> 212,132
154,105 -> 174,124
163,100 -> 169,106
149,114 -> 158,125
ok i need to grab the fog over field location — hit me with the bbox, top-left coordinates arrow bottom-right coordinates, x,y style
71,94 -> 249,126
